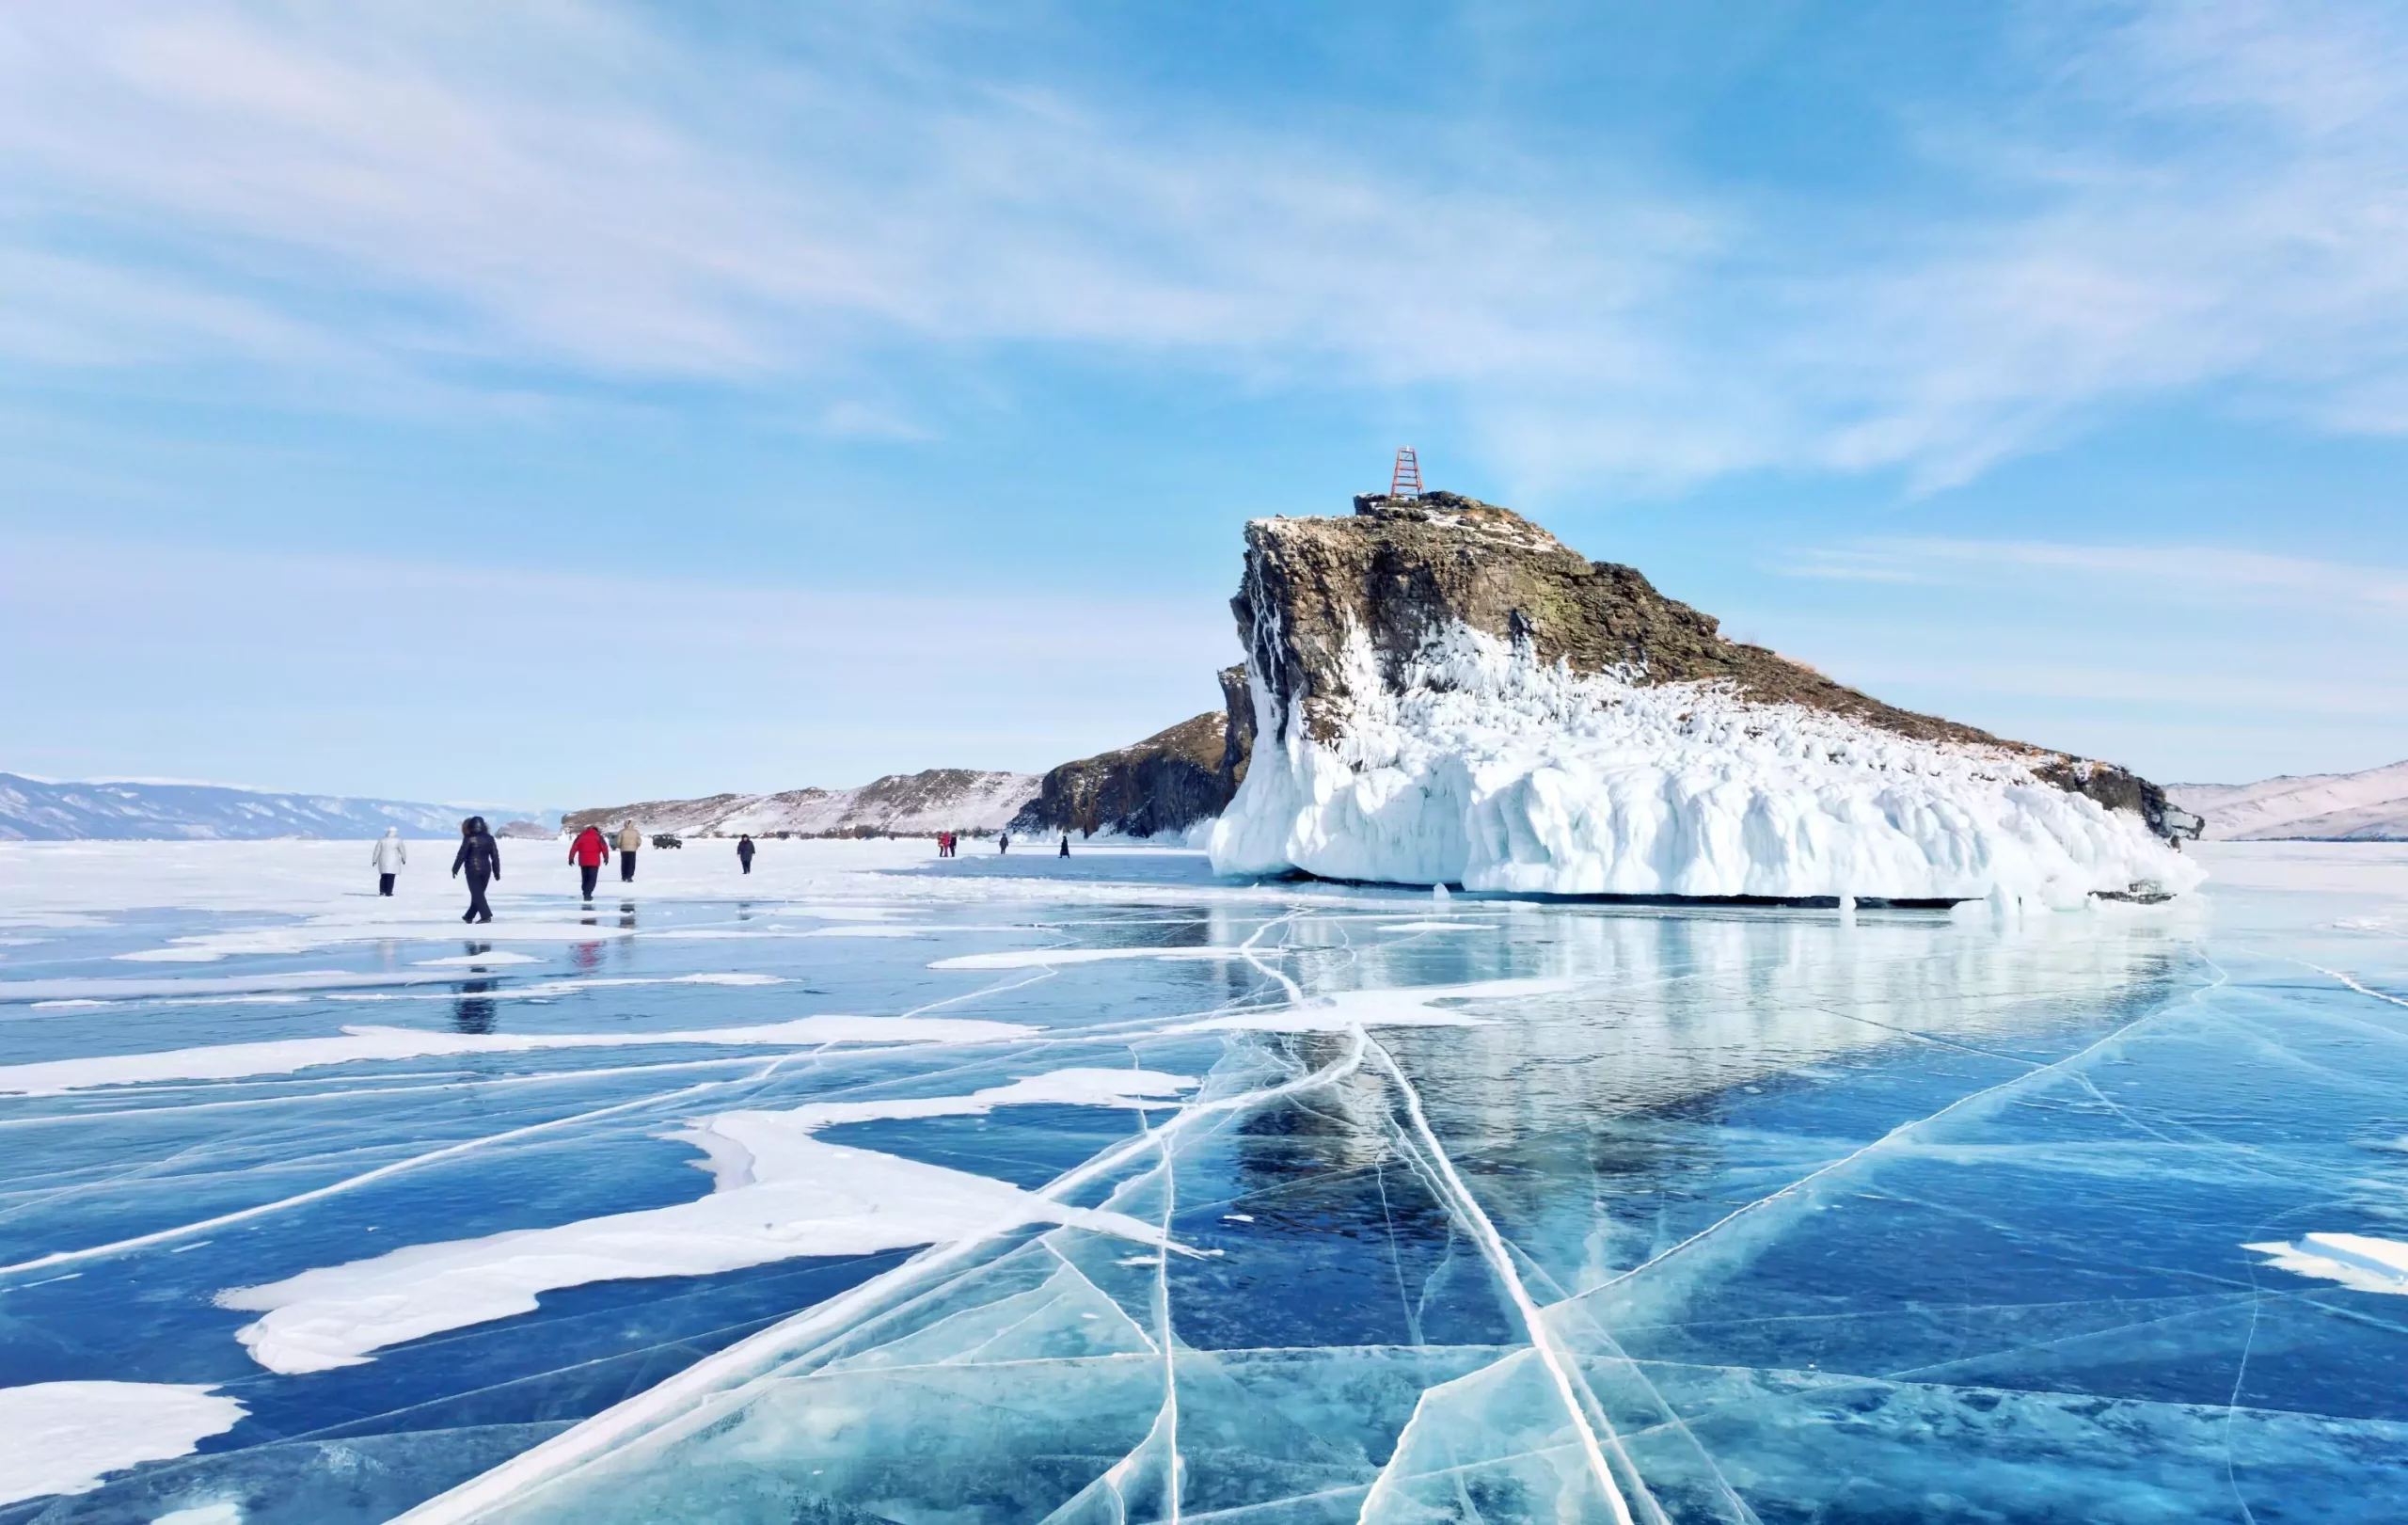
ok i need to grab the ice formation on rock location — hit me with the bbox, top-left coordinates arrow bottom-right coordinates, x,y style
1209,494 -> 2199,907
1214,622 -> 2197,906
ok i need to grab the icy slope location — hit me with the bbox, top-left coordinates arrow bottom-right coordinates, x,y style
1212,622 -> 2198,906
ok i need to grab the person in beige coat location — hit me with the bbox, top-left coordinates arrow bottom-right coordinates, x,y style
616,821 -> 642,883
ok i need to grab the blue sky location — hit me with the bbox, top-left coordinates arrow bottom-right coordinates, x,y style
5,0 -> 2407,806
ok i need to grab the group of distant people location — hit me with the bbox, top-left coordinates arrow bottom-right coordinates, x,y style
370,818 -> 1071,923
565,821 -> 648,898
937,829 -> 1069,857
371,818 -> 644,923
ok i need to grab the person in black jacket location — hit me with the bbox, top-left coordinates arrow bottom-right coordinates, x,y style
737,834 -> 756,874
451,816 -> 501,924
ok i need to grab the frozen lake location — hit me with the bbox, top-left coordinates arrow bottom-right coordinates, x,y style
2,837 -> 2405,1523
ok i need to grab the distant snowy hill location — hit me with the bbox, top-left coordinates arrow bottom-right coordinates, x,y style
0,773 -> 544,841
2166,760 -> 2408,841
565,770 -> 1040,838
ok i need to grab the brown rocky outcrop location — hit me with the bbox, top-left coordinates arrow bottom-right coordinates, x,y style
1011,666 -> 1254,838
1232,491 -> 2175,836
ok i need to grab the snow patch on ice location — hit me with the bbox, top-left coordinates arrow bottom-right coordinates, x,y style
1211,621 -> 2199,908
2245,1232 -> 2408,1295
0,1381 -> 246,1505
413,951 -> 545,967
112,919 -> 634,964
931,945 -> 1260,970
0,1015 -> 1035,1095
218,1067 -> 1189,1373
775,1068 -> 1194,1133
1179,977 -> 1575,1034
783,905 -> 914,921
1378,920 -> 1497,933
5,969 -> 460,1004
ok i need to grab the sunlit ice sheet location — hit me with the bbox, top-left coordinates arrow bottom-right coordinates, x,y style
4,839 -> 2407,1523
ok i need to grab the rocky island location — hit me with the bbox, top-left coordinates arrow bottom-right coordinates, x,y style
1008,666 -> 1253,842
563,489 -> 2197,908
1204,490 -> 2197,906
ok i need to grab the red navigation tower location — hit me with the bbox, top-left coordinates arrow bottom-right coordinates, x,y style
1389,446 -> 1423,498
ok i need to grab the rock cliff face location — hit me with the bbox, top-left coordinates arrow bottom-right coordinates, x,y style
1012,668 -> 1255,839
1209,492 -> 2198,905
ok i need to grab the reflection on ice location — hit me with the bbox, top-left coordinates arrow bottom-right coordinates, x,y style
4,840 -> 2406,1521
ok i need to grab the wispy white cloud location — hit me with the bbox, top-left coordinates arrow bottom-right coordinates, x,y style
5,0 -> 2408,488
0,5 -> 1703,384
1781,536 -> 2408,612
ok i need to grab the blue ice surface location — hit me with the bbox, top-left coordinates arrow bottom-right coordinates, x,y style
1,846 -> 2406,1522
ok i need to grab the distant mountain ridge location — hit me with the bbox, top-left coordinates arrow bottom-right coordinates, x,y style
2166,760 -> 2408,841
0,773 -> 545,841
564,769 -> 1039,838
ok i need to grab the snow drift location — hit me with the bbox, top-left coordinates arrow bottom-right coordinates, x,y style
1208,494 -> 2197,907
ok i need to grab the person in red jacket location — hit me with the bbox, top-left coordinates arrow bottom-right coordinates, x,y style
568,824 -> 610,900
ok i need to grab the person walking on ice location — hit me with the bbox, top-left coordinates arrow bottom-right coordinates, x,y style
372,828 -> 407,896
616,821 -> 642,882
737,834 -> 756,875
997,831 -> 1010,854
569,823 -> 609,899
1058,832 -> 1070,857
452,817 -> 500,924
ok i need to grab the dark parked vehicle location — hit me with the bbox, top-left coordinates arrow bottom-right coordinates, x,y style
651,834 -> 683,850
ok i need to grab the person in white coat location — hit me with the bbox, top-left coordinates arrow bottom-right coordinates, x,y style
372,828 -> 408,897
